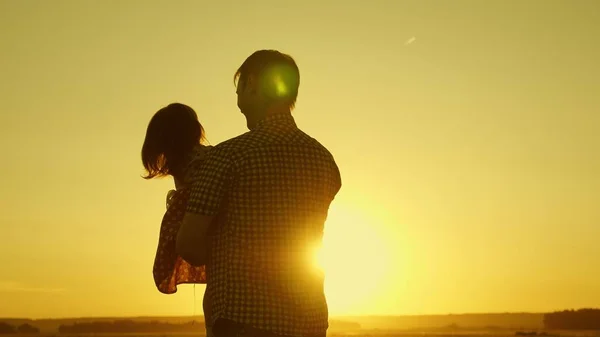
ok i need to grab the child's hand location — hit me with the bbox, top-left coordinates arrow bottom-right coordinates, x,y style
166,189 -> 176,209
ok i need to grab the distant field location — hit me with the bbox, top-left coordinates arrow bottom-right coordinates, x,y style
2,331 -> 600,337
0,313 -> 548,333
2,313 -> 600,337
1,334 -> 204,337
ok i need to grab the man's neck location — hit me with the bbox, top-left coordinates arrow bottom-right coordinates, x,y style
265,104 -> 291,117
247,103 -> 292,130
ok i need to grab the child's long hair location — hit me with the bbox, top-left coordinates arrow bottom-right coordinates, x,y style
141,103 -> 206,179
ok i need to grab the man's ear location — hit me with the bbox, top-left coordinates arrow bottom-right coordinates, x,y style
245,75 -> 258,94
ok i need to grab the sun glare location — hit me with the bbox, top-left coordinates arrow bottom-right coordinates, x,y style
313,204 -> 391,314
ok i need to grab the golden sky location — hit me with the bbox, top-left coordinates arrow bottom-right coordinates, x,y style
1,0 -> 599,319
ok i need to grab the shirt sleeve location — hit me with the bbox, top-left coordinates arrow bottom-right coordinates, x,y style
186,146 -> 235,216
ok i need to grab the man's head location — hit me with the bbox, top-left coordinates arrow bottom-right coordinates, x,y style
234,50 -> 300,129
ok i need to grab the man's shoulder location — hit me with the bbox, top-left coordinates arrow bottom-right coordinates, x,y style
213,134 -> 242,149
206,132 -> 254,160
297,130 -> 337,161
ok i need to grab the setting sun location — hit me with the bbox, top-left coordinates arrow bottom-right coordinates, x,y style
314,204 -> 392,314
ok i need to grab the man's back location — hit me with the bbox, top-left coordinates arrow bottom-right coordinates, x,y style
187,113 -> 341,336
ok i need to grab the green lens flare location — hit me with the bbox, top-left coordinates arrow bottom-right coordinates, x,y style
261,65 -> 297,99
273,75 -> 288,96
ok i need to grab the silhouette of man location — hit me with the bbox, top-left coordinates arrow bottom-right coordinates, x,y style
176,50 -> 341,337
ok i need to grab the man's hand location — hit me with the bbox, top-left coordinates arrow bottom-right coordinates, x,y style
176,212 -> 215,266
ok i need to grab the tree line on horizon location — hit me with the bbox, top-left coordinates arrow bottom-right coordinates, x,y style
54,319 -> 360,334
57,320 -> 203,333
0,322 -> 40,334
543,308 -> 600,330
0,319 -> 360,334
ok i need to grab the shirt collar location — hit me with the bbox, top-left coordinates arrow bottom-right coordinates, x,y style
254,112 -> 297,129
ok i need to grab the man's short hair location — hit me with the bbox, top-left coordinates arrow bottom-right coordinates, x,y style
234,50 -> 300,109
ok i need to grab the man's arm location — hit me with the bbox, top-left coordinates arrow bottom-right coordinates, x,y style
175,145 -> 235,266
176,213 -> 215,266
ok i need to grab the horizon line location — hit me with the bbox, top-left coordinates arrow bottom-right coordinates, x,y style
2,310 -> 587,321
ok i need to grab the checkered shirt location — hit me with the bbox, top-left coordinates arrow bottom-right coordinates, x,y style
186,113 -> 341,336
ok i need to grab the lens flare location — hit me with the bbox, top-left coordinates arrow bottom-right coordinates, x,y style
261,65 -> 297,99
273,75 -> 288,96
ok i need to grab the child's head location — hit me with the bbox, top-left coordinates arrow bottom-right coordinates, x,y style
141,103 -> 206,179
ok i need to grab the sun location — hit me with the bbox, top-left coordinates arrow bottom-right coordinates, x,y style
313,204 -> 391,314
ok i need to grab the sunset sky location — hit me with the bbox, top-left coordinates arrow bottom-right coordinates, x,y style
1,0 -> 599,319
